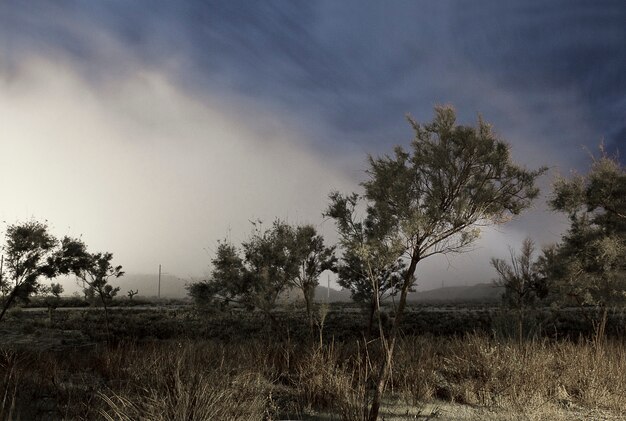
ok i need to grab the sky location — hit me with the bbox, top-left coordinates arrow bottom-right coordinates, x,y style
0,1 -> 624,294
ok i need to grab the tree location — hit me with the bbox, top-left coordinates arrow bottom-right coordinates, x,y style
337,248 -> 406,337
329,194 -> 407,337
127,289 -> 139,301
290,224 -> 336,329
0,220 -> 58,323
543,148 -> 625,339
41,282 -> 64,324
188,220 -> 300,327
54,237 -> 124,339
326,106 -> 545,421
79,252 -> 124,339
491,238 -> 548,344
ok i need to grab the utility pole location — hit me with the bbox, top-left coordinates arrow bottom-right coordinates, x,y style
158,265 -> 169,299
0,255 -> 3,297
327,274 -> 330,302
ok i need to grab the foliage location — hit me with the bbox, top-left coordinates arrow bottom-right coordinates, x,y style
326,106 -> 545,420
336,248 -> 405,306
491,238 -> 548,342
0,220 -> 58,322
491,238 -> 548,310
290,224 -> 336,327
189,220 -> 300,323
544,149 -> 625,308
55,237 -> 124,338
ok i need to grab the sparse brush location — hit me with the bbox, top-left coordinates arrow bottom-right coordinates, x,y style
99,341 -> 271,421
1,324 -> 625,420
295,343 -> 368,421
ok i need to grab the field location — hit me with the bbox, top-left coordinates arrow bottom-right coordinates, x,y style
0,301 -> 625,420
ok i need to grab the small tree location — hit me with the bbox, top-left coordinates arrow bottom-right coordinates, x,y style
79,253 -> 124,339
491,238 -> 547,344
127,289 -> 139,301
326,106 -> 545,420
544,148 -> 625,340
54,237 -> 124,339
290,224 -> 336,329
0,220 -> 58,323
41,282 -> 64,324
188,220 -> 300,327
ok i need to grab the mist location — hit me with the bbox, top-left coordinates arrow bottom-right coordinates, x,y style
1,1 -> 623,294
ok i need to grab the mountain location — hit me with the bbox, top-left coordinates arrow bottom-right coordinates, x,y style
408,283 -> 504,303
283,283 -> 503,305
313,285 -> 352,302
104,273 -> 190,299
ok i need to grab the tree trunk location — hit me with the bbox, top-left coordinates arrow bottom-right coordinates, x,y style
100,293 -> 111,342
368,253 -> 419,421
303,286 -> 314,331
0,288 -> 18,323
517,308 -> 524,346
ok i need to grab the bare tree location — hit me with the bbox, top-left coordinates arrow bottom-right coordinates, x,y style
491,238 -> 547,344
127,289 -> 139,301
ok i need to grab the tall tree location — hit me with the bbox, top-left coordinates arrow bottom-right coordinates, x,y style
326,106 -> 545,421
0,220 -> 58,322
290,224 -> 336,329
544,148 -> 625,338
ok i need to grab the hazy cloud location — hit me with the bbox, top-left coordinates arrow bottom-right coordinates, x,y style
0,1 -> 623,291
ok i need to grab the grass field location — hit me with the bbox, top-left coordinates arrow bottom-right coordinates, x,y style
0,301 -> 625,420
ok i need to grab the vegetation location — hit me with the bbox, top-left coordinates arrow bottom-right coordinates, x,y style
188,220 -> 299,325
188,220 -> 335,330
0,221 -> 60,323
126,289 -> 139,301
491,238 -> 548,344
291,224 -> 336,329
1,107 -> 624,420
541,148 -> 625,340
0,306 -> 625,420
326,106 -> 546,420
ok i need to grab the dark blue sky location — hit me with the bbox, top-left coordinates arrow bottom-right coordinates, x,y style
2,1 -> 624,157
0,1 -> 624,286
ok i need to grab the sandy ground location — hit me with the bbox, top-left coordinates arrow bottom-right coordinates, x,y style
286,400 -> 625,421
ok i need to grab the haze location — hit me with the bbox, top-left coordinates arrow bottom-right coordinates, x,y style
1,1 -> 624,294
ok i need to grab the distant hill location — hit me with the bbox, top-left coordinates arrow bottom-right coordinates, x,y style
279,285 -> 351,303
103,275 -> 503,304
283,283 -> 503,305
104,273 -> 190,299
313,285 -> 352,302
408,283 -> 504,303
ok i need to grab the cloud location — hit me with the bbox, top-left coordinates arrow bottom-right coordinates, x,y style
0,56 -> 357,279
0,1 -> 623,293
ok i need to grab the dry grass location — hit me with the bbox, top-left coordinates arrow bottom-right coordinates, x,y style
392,334 -> 626,417
98,342 -> 271,420
0,333 -> 625,420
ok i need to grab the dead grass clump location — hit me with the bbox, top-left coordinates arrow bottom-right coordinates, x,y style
296,343 -> 368,421
393,334 -> 626,416
98,341 -> 272,421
